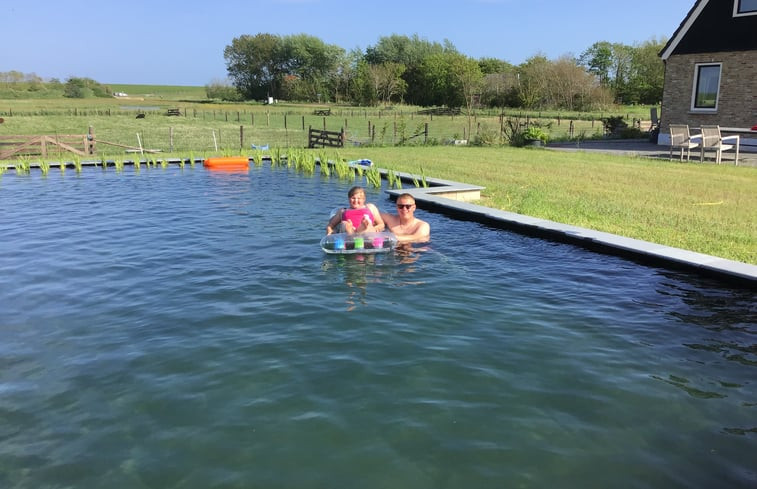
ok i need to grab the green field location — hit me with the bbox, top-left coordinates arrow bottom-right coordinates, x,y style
1,88 -> 754,265
107,84 -> 208,100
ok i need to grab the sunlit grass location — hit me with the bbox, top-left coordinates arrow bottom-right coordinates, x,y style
1,96 -> 753,264
332,146 -> 757,264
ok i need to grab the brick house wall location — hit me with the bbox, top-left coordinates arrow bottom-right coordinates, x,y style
661,50 -> 757,132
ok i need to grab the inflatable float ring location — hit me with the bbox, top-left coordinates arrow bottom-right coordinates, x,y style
320,231 -> 398,254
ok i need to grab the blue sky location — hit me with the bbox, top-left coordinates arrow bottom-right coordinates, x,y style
3,0 -> 695,86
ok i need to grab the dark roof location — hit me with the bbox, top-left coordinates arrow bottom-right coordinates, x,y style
660,0 -> 757,60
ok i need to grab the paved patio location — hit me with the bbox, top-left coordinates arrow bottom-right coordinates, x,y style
547,139 -> 757,167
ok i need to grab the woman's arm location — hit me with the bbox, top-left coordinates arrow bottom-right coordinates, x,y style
326,209 -> 344,234
368,204 -> 385,232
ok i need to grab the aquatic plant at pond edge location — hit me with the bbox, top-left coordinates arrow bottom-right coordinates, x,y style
38,159 -> 50,176
365,166 -> 381,188
386,169 -> 403,189
254,148 -> 264,166
15,157 -> 31,175
73,156 -> 82,173
113,156 -> 125,173
333,158 -> 351,180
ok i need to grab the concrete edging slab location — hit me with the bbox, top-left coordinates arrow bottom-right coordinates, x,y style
383,178 -> 756,287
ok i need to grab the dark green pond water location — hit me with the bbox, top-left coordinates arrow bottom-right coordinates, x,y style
1,165 -> 755,488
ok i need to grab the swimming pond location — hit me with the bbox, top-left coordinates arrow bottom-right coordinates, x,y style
1,165 -> 755,488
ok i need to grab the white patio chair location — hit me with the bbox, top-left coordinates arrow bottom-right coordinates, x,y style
669,124 -> 699,161
700,125 -> 740,165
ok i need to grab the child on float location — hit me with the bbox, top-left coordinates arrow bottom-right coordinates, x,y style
326,186 -> 385,235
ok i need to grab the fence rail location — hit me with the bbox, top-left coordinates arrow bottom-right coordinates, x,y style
0,133 -> 94,159
308,127 -> 344,148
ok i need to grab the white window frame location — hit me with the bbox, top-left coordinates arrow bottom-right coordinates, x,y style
690,63 -> 722,113
733,0 -> 757,17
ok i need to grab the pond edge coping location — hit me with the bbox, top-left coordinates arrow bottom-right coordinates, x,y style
383,171 -> 756,287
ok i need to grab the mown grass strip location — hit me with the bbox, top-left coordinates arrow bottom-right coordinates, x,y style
333,146 -> 756,264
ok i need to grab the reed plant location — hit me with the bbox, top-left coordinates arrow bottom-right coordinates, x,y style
38,159 -> 50,176
255,148 -> 265,166
385,169 -> 403,189
73,155 -> 82,173
319,158 -> 331,178
365,166 -> 381,188
113,156 -> 125,173
301,153 -> 316,174
15,157 -> 31,175
333,158 -> 352,180
318,150 -> 328,169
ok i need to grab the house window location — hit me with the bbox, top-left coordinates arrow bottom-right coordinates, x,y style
691,63 -> 721,111
734,0 -> 757,15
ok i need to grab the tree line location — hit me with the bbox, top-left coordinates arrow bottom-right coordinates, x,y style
218,33 -> 666,110
0,71 -> 114,99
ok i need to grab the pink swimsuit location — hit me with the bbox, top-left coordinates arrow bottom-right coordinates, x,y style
342,208 -> 374,229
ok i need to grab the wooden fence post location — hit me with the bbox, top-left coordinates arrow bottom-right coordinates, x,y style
87,126 -> 95,154
240,125 -> 244,149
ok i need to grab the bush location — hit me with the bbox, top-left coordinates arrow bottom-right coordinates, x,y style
205,82 -> 242,102
522,126 -> 549,144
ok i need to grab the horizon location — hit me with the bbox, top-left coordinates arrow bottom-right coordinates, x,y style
4,0 -> 694,86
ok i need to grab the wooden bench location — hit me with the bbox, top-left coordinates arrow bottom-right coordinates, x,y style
166,108 -> 181,116
313,108 -> 331,116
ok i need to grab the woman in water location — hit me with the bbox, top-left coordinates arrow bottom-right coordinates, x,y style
326,186 -> 385,235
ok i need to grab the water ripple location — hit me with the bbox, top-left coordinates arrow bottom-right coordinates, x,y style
0,167 -> 755,488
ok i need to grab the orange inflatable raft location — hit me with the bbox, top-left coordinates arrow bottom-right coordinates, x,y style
203,156 -> 250,171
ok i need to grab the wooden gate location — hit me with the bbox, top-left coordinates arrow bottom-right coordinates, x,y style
308,127 -> 344,148
0,133 -> 95,160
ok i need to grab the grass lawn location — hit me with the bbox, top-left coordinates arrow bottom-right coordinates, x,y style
334,146 -> 756,265
1,92 -> 754,265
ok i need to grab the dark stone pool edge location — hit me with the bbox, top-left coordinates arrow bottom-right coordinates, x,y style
384,173 -> 757,288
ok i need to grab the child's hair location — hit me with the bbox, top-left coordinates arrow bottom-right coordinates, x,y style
348,186 -> 365,198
